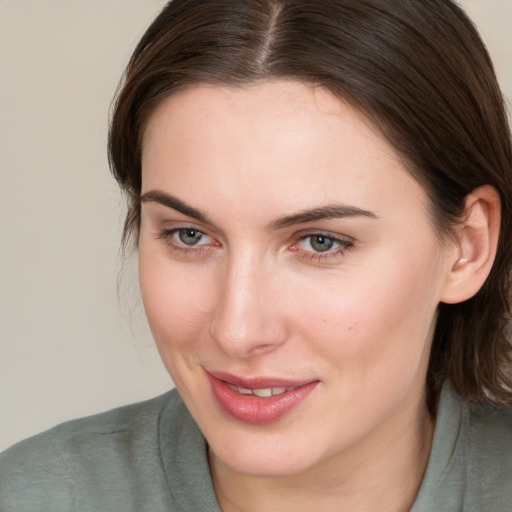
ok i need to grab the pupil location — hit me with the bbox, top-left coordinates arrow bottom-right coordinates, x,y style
311,235 -> 333,252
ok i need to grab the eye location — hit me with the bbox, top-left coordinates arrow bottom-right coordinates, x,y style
176,228 -> 209,246
293,232 -> 354,261
301,234 -> 337,253
156,226 -> 217,253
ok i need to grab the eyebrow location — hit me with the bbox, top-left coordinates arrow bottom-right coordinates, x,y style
270,205 -> 378,229
141,189 -> 378,229
141,190 -> 211,224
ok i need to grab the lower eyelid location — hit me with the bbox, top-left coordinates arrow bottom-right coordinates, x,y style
155,228 -> 219,257
292,234 -> 354,260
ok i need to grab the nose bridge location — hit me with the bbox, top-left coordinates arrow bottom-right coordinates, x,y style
208,248 -> 286,358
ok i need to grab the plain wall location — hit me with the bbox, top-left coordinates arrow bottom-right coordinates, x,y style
1,0 -> 511,451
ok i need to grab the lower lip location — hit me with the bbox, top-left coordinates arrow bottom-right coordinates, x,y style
207,374 -> 318,425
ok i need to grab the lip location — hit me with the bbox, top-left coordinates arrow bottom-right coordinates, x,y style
206,370 -> 319,425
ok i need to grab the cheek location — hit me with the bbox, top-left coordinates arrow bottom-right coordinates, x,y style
138,249 -> 215,353
294,252 -> 442,377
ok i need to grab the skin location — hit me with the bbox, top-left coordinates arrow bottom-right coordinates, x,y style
138,80 -> 463,512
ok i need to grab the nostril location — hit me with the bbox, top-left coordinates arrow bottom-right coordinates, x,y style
250,344 -> 279,355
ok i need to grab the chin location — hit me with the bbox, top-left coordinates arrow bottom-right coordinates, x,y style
205,420 -> 332,478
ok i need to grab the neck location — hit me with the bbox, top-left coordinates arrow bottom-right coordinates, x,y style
209,398 -> 434,512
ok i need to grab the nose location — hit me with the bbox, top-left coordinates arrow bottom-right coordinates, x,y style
208,253 -> 289,359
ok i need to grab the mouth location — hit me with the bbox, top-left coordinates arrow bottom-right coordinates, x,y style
206,370 -> 319,425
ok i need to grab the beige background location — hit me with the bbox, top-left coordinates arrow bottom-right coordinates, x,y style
1,0 -> 511,451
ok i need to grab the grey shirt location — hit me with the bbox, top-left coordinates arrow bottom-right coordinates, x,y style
1,384 -> 511,511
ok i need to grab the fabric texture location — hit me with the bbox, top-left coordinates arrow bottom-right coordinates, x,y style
1,384 -> 511,511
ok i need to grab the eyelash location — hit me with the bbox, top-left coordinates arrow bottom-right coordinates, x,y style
293,233 -> 354,262
156,228 -> 216,256
155,228 -> 354,262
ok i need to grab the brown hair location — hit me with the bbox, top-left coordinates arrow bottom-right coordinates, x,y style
108,0 -> 512,410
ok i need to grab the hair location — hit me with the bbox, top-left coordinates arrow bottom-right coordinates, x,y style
108,0 -> 512,411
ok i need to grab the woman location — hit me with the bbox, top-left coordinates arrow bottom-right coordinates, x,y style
1,0 -> 511,510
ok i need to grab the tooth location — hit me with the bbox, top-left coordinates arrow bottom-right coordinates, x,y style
237,387 -> 253,395
253,388 -> 273,398
272,387 -> 287,396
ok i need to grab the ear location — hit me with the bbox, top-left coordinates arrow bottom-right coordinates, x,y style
440,185 -> 501,304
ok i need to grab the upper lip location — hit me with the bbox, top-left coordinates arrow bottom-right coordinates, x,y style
207,370 -> 317,389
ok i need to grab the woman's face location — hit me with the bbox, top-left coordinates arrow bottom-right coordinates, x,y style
139,81 -> 456,476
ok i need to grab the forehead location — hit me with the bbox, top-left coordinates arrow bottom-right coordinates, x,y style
141,80 -> 429,225
143,81 -> 388,154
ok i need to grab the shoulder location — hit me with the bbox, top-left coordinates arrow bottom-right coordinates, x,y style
468,398 -> 512,443
412,385 -> 512,511
467,399 -> 512,469
465,398 -> 512,508
0,390 -> 180,512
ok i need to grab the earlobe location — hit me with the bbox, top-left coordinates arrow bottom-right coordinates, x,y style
440,185 -> 501,304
